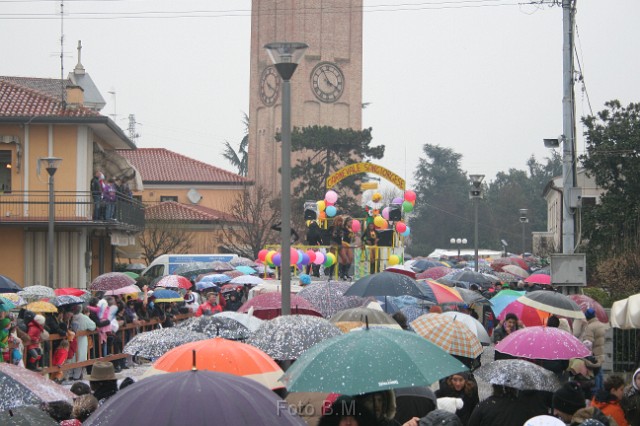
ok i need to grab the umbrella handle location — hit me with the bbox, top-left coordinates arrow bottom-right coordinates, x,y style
192,349 -> 197,371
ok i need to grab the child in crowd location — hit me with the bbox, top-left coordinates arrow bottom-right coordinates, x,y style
51,339 -> 70,383
591,375 -> 629,426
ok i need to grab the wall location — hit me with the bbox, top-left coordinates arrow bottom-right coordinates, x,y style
0,228 -> 25,286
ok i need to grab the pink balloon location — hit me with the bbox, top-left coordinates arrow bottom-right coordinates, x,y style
382,207 -> 390,220
314,252 -> 325,265
404,190 -> 417,202
351,220 -> 362,233
306,249 -> 317,263
290,248 -> 300,265
325,190 -> 338,204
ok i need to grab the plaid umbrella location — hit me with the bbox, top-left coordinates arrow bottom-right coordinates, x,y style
297,281 -> 365,318
90,272 -> 136,291
155,275 -> 192,289
18,285 -> 55,302
410,313 -> 483,359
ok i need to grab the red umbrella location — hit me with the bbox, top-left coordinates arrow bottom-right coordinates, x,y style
524,274 -> 552,286
569,294 -> 608,323
416,266 -> 453,280
90,272 -> 136,291
497,300 -> 547,327
238,293 -> 322,320
385,266 -> 417,279
54,287 -> 87,297
155,275 -> 192,289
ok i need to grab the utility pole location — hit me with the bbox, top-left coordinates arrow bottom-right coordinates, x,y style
562,0 -> 577,255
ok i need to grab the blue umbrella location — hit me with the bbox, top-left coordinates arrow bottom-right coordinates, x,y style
235,266 -> 257,275
0,275 -> 21,293
196,281 -> 219,292
200,274 -> 232,284
0,297 -> 16,312
152,289 -> 182,301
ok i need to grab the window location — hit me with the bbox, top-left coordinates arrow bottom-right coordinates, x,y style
160,196 -> 178,202
0,150 -> 11,193
144,264 -> 164,280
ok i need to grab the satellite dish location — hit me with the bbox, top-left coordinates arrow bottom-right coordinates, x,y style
187,188 -> 202,204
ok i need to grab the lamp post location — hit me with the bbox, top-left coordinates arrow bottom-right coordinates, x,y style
469,174 -> 485,272
449,238 -> 467,259
519,209 -> 529,255
265,42 -> 308,316
40,157 -> 62,287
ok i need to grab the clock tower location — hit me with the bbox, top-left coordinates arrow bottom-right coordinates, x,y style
247,0 -> 363,195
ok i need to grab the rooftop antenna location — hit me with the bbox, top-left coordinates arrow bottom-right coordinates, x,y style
127,114 -> 141,144
59,0 -> 66,109
108,89 -> 117,121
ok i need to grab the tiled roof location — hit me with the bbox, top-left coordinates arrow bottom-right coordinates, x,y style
117,148 -> 248,184
145,201 -> 236,222
0,76 -> 70,99
0,78 -> 99,117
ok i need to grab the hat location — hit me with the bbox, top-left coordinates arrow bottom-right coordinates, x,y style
523,415 -> 565,426
633,367 -> 640,391
552,382 -> 585,415
86,362 -> 118,381
34,314 -> 45,326
419,409 -> 463,426
584,308 -> 596,320
436,397 -> 463,414
299,274 -> 312,285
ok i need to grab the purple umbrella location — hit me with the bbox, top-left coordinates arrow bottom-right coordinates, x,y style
84,370 -> 306,426
90,272 -> 136,291
495,326 -> 591,360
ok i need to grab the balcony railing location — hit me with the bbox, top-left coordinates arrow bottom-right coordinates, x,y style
0,191 -> 145,231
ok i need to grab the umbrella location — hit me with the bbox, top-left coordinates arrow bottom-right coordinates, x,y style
502,265 -> 530,278
195,281 -> 219,292
297,281 -> 364,318
254,264 -> 275,275
494,326 -> 591,360
497,300 -> 546,327
0,297 -> 16,312
18,285 -> 55,302
208,261 -> 234,272
517,290 -> 585,319
569,294 -> 608,323
416,266 -> 453,280
524,274 -> 552,286
235,265 -> 257,275
448,270 -> 494,287
154,275 -> 192,289
394,386 -> 438,425
417,280 -> 464,304
123,271 -> 140,279
491,257 -> 529,272
123,328 -> 208,359
409,259 -> 444,272
24,301 -> 57,313
440,311 -> 491,345
223,270 -> 244,279
344,272 -> 429,299
489,271 -> 520,284
474,359 -> 561,392
280,327 -> 468,394
0,293 -> 26,306
151,289 -> 183,303
84,370 -> 306,426
230,257 -> 259,267
0,275 -> 21,293
410,314 -> 483,359
173,262 -> 215,278
247,315 -> 342,361
238,293 -> 322,320
142,338 -> 285,389
330,307 -> 400,327
51,295 -> 84,308
53,288 -> 86,297
399,305 -> 431,324
385,265 -> 417,279
230,275 -> 265,286
0,405 -> 59,425
455,288 -> 490,306
90,272 -> 136,291
103,284 -> 141,296
215,311 -> 264,332
0,363 -> 74,410
488,289 -> 526,317
199,274 -> 232,284
176,316 -> 250,340
126,263 -> 146,271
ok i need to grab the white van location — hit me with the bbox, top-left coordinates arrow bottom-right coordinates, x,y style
140,253 -> 238,280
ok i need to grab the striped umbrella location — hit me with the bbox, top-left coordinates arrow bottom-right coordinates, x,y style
417,280 -> 464,304
410,313 -> 483,359
517,291 -> 585,319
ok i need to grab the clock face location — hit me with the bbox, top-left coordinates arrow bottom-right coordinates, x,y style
311,62 -> 345,103
259,66 -> 281,106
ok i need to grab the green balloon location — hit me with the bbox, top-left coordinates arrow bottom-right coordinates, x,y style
402,200 -> 414,213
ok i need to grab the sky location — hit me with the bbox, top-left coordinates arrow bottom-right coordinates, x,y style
2,0 -> 639,189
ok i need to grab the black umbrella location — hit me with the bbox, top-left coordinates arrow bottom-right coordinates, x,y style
517,290 -> 585,319
84,371 -> 306,426
394,386 -> 437,424
474,359 -> 561,392
0,405 -> 58,426
344,272 -> 429,298
0,275 -> 21,293
449,270 -> 494,286
409,260 -> 443,273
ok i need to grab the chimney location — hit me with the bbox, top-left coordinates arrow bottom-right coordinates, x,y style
66,85 -> 84,107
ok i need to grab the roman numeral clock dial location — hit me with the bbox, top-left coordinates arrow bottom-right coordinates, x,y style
260,66 -> 281,106
311,62 -> 344,103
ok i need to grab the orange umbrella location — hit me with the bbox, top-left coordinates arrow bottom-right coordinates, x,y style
142,338 -> 284,390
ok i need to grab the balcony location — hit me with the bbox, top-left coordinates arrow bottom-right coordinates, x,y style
0,191 -> 145,232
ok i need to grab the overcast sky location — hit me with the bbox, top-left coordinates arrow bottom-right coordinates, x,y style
2,1 -> 639,188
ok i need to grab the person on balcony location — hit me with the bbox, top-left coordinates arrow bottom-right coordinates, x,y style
103,178 -> 117,221
90,171 -> 104,220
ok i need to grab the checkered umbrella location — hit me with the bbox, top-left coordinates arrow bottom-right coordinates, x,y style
410,313 -> 483,359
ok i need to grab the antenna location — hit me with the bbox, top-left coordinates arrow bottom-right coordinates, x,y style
59,0 -> 66,109
127,114 -> 141,144
108,89 -> 117,121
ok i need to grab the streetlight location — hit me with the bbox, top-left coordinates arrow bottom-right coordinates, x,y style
469,174 -> 485,272
449,237 -> 467,258
265,41 -> 308,316
519,208 -> 529,254
39,157 -> 62,287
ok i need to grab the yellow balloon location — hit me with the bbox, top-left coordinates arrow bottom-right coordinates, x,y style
266,250 -> 276,264
373,215 -> 385,228
326,252 -> 336,266
389,254 -> 400,266
317,200 -> 326,211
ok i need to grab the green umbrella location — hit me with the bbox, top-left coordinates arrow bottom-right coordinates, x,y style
0,297 -> 16,312
123,271 -> 139,279
280,327 -> 467,395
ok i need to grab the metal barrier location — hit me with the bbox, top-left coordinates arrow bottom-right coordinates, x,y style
612,328 -> 640,373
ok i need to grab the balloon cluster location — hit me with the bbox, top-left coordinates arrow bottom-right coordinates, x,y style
369,190 -> 416,237
257,248 -> 336,268
316,190 -> 339,220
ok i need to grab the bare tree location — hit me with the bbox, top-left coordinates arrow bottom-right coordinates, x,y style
138,221 -> 195,265
218,185 -> 281,259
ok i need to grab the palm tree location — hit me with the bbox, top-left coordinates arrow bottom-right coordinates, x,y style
222,113 -> 249,177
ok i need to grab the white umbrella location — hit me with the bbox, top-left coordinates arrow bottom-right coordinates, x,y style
215,311 -> 264,332
18,285 -> 56,302
230,275 -> 265,286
